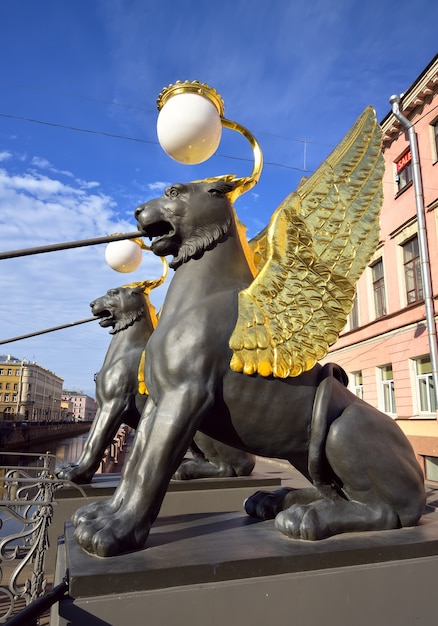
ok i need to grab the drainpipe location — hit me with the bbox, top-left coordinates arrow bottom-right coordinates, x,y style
389,94 -> 438,408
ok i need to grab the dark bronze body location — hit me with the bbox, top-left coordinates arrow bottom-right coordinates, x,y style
72,180 -> 425,557
57,285 -> 255,484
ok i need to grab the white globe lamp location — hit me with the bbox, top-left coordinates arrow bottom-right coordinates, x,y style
105,239 -> 143,273
156,81 -> 224,165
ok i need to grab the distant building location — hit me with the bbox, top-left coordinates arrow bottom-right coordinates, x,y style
322,54 -> 438,480
61,391 -> 97,422
60,397 -> 75,422
0,354 -> 63,422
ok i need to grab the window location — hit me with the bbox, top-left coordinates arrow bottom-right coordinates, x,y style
348,293 -> 359,329
403,236 -> 423,304
424,456 -> 438,481
351,371 -> 363,399
7,369 -> 12,376
380,365 -> 396,414
5,383 -> 10,390
432,120 -> 438,162
415,356 -> 436,414
395,149 -> 412,193
372,259 -> 386,318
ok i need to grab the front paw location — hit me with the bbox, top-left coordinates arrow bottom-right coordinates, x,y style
74,514 -> 150,557
56,464 -> 94,485
71,498 -> 119,527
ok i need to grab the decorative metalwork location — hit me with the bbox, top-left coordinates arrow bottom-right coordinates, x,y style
0,452 -> 85,623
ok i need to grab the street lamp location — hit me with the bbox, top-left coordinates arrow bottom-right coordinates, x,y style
156,81 -> 224,164
104,81 -> 264,275
156,80 -> 263,200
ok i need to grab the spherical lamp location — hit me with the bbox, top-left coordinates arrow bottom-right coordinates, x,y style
105,239 -> 143,273
156,81 -> 224,164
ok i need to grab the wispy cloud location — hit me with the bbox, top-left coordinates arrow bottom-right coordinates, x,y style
0,156 -> 166,395
0,151 -> 12,162
147,181 -> 169,193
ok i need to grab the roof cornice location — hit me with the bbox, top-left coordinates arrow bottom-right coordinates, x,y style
381,55 -> 438,150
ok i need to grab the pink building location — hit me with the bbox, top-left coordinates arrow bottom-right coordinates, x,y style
322,55 -> 438,481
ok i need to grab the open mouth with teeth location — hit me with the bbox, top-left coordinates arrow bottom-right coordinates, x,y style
91,306 -> 115,327
141,220 -> 176,248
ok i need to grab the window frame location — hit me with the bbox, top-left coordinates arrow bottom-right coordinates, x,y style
371,259 -> 387,318
348,292 -> 359,330
351,371 -> 364,399
402,235 -> 423,304
415,356 -> 436,415
395,148 -> 413,194
379,364 -> 396,416
430,117 -> 438,164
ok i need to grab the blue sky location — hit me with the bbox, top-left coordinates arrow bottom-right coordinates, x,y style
0,0 -> 437,397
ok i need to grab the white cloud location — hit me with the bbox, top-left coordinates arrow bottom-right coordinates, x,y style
0,169 -> 72,199
0,159 -> 167,396
75,178 -> 101,189
0,151 -> 12,162
31,156 -> 51,168
148,181 -> 169,192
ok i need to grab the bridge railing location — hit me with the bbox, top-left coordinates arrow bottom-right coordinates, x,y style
0,452 -> 85,624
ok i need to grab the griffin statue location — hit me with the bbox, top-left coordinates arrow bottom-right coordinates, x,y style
71,104 -> 425,557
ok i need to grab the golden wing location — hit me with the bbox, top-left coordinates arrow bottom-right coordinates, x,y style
229,106 -> 384,378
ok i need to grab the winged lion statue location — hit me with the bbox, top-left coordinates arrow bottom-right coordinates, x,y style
72,106 -> 425,557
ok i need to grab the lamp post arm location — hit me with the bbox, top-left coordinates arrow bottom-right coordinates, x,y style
0,231 -> 143,261
221,117 -> 263,194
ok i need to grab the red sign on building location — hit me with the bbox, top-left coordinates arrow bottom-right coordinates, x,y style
396,150 -> 412,173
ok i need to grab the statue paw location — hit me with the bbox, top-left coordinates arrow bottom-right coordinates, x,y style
73,521 -> 120,557
71,498 -> 120,527
173,459 -> 235,480
173,461 -> 195,480
56,464 -> 94,485
244,487 -> 291,520
74,514 -> 150,557
274,504 -> 325,540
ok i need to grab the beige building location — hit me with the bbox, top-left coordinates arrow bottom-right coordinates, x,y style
322,54 -> 438,480
0,354 -> 63,422
61,391 -> 97,423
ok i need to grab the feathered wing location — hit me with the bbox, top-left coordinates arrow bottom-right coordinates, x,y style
229,106 -> 384,378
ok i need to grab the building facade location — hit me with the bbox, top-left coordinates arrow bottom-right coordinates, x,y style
61,391 -> 97,422
0,354 -> 64,422
322,55 -> 438,480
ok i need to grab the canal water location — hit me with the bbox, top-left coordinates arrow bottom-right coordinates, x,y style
6,431 -> 93,472
47,432 -> 91,471
0,432 -> 93,543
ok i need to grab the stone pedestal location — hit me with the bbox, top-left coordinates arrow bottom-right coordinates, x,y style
51,505 -> 438,626
47,471 -> 281,573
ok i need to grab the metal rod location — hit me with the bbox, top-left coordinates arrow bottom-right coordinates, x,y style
5,576 -> 69,626
0,231 -> 143,260
0,317 -> 96,345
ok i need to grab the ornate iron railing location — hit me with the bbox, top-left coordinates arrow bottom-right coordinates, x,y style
0,452 -> 84,624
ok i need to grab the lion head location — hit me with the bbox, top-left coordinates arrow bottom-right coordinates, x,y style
90,286 -> 147,334
134,179 -> 237,269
